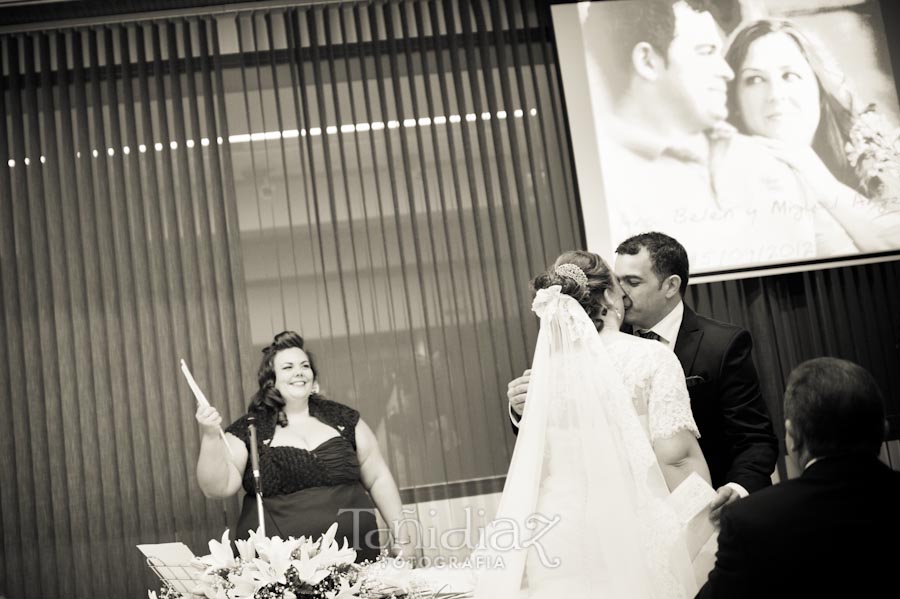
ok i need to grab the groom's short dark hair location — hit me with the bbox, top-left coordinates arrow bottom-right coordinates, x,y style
616,232 -> 689,296
784,358 -> 886,458
593,0 -> 713,100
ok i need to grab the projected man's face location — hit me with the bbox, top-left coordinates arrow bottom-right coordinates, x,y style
653,2 -> 734,132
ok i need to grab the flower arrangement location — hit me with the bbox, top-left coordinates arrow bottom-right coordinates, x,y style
845,103 -> 900,201
148,523 -> 468,599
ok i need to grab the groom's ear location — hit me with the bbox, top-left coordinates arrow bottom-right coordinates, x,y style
632,42 -> 664,82
662,275 -> 681,299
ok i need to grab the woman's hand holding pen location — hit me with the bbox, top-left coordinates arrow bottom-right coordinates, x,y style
195,405 -> 224,438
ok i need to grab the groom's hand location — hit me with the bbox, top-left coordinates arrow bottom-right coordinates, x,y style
708,485 -> 740,526
507,369 -> 531,416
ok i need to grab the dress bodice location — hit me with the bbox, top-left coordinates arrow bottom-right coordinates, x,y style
226,398 -> 362,496
604,333 -> 700,443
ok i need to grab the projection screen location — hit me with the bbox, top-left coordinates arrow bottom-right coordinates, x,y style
551,0 -> 900,281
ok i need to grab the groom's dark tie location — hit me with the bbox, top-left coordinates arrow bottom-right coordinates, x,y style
636,330 -> 661,342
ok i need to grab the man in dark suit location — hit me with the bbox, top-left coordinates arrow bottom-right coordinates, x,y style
507,232 -> 777,518
614,232 -> 777,516
697,357 -> 900,598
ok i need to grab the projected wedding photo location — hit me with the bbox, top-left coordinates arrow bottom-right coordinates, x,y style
553,0 -> 900,278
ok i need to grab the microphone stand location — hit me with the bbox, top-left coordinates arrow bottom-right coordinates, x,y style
247,415 -> 266,537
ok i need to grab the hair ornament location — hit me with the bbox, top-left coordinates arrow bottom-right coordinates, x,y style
555,263 -> 588,287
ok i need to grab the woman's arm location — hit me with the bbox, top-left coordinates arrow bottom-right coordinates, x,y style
653,430 -> 712,492
195,405 -> 248,498
754,137 -> 900,251
647,348 -> 712,491
356,419 -> 415,557
817,182 -> 900,252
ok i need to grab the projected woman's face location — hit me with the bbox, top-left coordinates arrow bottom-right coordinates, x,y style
735,32 -> 821,146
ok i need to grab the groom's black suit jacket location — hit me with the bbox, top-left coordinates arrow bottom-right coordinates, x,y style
696,455 -> 900,599
674,306 -> 777,492
512,305 -> 777,491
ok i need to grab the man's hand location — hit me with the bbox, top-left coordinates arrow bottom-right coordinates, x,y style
507,369 -> 531,416
708,485 -> 741,526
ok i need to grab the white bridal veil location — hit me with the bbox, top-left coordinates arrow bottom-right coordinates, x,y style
474,286 -> 696,599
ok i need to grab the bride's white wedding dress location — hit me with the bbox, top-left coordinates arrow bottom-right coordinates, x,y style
474,286 -> 709,599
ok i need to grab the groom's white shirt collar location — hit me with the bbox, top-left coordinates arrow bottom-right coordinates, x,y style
641,301 -> 684,350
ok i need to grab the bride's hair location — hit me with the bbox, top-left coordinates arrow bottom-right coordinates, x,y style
532,250 -> 615,331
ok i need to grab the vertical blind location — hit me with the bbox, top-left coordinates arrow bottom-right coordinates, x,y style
224,1 -> 578,490
0,17 -> 254,599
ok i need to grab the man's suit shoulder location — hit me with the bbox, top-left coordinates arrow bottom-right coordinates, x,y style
719,476 -> 804,534
692,311 -> 745,335
692,311 -> 751,349
722,460 -> 900,536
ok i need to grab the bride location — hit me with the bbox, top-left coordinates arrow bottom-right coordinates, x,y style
473,250 -> 713,598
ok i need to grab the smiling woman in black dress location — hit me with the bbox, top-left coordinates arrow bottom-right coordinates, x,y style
195,331 -> 410,562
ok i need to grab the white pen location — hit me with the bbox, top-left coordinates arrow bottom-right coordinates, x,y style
180,359 -> 234,459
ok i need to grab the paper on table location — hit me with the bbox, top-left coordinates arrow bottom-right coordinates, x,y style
667,471 -> 718,559
138,542 -> 199,594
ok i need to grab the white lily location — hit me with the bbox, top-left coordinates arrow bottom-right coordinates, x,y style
252,533 -> 300,564
315,535 -> 357,568
191,574 -> 222,599
320,522 -> 339,547
199,529 -> 237,571
290,547 -> 332,586
294,534 -> 320,558
249,557 -> 291,586
257,536 -> 301,579
192,578 -> 226,599
234,537 -> 256,563
226,569 -> 260,599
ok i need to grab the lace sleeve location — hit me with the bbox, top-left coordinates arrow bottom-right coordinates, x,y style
647,348 -> 700,443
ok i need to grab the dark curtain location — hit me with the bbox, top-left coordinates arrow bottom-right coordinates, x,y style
688,260 -> 900,480
0,19 -> 253,598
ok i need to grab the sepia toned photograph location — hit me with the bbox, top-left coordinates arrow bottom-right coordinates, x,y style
2,1 -> 900,597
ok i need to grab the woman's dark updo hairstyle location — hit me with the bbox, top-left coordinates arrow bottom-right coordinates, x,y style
249,330 -> 320,427
531,250 -> 616,331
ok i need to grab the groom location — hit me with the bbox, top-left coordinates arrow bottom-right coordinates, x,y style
508,233 -> 777,517
614,233 -> 777,513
